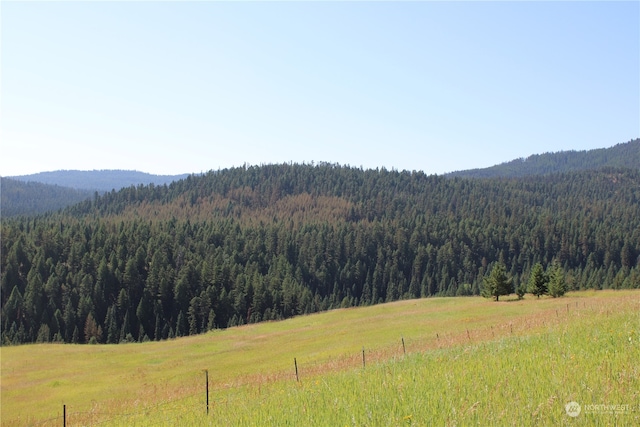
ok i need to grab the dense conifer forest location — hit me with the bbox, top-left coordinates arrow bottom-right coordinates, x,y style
449,138 -> 639,178
6,170 -> 191,192
2,171 -> 191,217
0,178 -> 94,217
2,162 -> 640,345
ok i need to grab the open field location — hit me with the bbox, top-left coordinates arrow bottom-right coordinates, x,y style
1,290 -> 639,425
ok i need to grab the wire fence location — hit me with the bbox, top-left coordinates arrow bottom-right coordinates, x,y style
8,297 -> 629,427
24,388 -> 208,427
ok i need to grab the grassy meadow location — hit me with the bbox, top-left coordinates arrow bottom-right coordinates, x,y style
1,290 -> 638,426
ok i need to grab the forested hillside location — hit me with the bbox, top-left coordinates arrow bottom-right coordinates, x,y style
448,138 -> 640,178
1,178 -> 94,217
7,170 -> 190,192
2,163 -> 640,345
3,170 -> 191,217
5,141 -> 638,217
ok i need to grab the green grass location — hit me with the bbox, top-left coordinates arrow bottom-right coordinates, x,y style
210,304 -> 639,426
1,290 -> 639,426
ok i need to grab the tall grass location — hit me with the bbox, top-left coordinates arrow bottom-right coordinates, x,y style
121,294 -> 640,426
2,290 -> 638,426
135,299 -> 639,426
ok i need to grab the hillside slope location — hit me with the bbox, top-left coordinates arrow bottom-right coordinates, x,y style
448,138 -> 640,178
1,290 -> 637,426
2,163 -> 639,346
1,178 -> 94,217
3,170 -> 191,217
6,169 -> 191,192
4,139 -> 637,216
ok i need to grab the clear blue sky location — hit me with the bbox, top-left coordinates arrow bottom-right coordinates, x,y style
2,1 -> 638,177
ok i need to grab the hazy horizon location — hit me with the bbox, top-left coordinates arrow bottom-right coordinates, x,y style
3,137 -> 638,179
2,1 -> 638,177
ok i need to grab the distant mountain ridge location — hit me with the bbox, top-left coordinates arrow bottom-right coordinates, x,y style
447,138 -> 639,178
2,139 -> 638,217
2,170 -> 191,217
1,178 -> 94,217
6,170 -> 191,192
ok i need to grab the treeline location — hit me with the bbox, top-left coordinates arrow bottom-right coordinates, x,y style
449,138 -> 640,178
2,164 -> 640,345
7,170 -> 191,192
1,178 -> 94,217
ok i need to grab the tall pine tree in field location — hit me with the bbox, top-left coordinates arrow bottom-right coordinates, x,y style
528,262 -> 548,298
482,263 -> 513,301
547,260 -> 567,298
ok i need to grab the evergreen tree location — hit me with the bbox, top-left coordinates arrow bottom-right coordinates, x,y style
35,324 -> 50,343
84,313 -> 102,343
136,291 -> 153,340
120,311 -> 131,343
207,309 -> 216,331
24,269 -> 46,339
105,305 -> 119,344
62,299 -> 77,343
176,310 -> 187,337
482,263 -> 513,301
188,297 -> 200,335
2,287 -> 24,334
528,262 -> 548,298
547,261 -> 567,298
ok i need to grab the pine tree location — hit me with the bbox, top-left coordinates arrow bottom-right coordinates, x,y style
84,313 -> 101,343
35,324 -> 50,343
2,287 -> 24,332
547,261 -> 567,298
63,299 -> 77,343
176,310 -> 186,337
482,263 -> 513,301
207,309 -> 216,331
24,269 -> 46,339
120,311 -> 131,343
188,297 -> 200,335
105,305 -> 119,344
528,262 -> 548,298
154,312 -> 163,341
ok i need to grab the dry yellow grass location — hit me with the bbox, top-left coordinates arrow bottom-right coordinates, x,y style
1,290 -> 638,426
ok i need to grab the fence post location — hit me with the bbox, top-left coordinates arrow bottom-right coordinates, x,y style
401,336 -> 406,355
205,370 -> 209,415
362,347 -> 365,368
294,358 -> 299,382
63,404 -> 66,427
